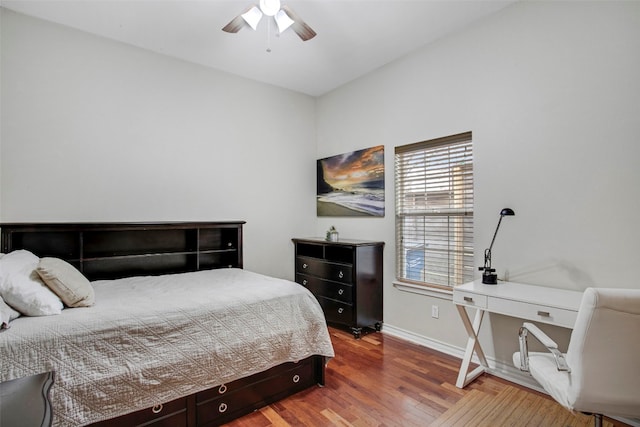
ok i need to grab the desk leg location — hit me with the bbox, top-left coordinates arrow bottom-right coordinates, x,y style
455,305 -> 489,388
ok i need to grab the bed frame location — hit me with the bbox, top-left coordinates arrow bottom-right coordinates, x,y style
0,221 -> 326,427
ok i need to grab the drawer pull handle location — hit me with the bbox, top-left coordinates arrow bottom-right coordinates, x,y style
338,308 -> 344,314
302,279 -> 308,285
537,311 -> 551,317
218,403 -> 228,413
292,374 -> 300,383
338,271 -> 344,279
227,242 -> 232,247
302,263 -> 308,269
463,296 -> 473,302
218,384 -> 227,394
152,404 -> 163,414
338,289 -> 344,295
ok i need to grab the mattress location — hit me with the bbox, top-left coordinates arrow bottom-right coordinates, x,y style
0,268 -> 335,426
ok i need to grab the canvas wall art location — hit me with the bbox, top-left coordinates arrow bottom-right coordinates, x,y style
317,145 -> 385,217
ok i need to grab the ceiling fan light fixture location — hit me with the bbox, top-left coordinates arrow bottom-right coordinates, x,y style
223,1 -> 315,42
259,0 -> 280,17
275,9 -> 294,34
241,6 -> 262,31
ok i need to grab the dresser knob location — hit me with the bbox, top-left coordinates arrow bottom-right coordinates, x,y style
338,271 -> 344,279
152,404 -> 163,414
218,384 -> 227,394
338,308 -> 344,314
218,403 -> 228,413
338,289 -> 344,295
302,263 -> 308,269
227,242 -> 232,247
303,279 -> 308,285
292,374 -> 300,383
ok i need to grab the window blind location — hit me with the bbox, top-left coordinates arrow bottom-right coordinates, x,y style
395,132 -> 474,288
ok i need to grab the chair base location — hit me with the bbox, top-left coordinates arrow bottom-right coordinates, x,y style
583,412 -> 603,427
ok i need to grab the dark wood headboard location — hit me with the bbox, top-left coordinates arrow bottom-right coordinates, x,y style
0,221 -> 245,281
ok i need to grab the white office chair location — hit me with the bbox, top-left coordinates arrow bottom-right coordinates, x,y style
513,287 -> 640,427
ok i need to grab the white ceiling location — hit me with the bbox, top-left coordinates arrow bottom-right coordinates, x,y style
1,0 -> 517,97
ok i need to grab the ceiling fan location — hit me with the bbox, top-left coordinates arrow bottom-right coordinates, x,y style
222,0 -> 316,42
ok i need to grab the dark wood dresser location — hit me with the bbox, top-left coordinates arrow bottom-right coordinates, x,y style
292,237 -> 384,338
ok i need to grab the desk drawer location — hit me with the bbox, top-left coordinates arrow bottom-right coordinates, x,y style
453,291 -> 488,309
489,298 -> 577,328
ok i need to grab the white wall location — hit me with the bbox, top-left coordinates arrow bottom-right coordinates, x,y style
3,1 -> 640,380
316,0 -> 640,366
0,9 -> 318,278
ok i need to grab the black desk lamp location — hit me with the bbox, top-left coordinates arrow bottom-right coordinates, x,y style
479,208 -> 515,284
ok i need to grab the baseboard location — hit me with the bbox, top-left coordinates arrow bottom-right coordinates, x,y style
381,323 -> 466,361
381,324 -> 640,427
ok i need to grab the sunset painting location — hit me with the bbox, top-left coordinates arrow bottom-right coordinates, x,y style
317,145 -> 385,217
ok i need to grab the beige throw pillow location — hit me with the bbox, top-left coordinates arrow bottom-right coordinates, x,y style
37,258 -> 95,307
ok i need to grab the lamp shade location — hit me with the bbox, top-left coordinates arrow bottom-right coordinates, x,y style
500,208 -> 515,216
275,9 -> 294,33
241,6 -> 263,31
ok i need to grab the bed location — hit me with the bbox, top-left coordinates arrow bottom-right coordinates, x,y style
0,221 -> 335,427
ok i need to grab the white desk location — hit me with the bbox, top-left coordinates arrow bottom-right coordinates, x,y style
452,280 -> 583,388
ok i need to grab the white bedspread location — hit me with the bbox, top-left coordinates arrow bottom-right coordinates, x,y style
0,268 -> 335,426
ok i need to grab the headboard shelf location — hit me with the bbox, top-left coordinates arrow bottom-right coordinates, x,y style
0,221 -> 245,281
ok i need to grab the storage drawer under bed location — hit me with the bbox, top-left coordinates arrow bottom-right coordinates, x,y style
196,358 -> 317,426
90,396 -> 188,427
87,356 -> 324,427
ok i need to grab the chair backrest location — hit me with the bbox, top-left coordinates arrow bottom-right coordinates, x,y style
565,287 -> 640,418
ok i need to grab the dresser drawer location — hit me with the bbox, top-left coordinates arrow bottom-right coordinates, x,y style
296,257 -> 352,284
196,359 -> 315,426
453,290 -> 488,309
296,274 -> 353,303
317,296 -> 353,325
489,298 -> 577,328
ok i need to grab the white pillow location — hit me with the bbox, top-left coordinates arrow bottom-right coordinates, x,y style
0,295 -> 21,329
0,250 -> 63,316
0,249 -> 40,276
0,273 -> 63,316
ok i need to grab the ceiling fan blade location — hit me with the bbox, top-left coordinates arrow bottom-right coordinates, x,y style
222,6 -> 254,33
281,5 -> 316,41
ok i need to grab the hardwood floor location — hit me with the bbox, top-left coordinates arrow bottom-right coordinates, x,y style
225,327 -> 631,427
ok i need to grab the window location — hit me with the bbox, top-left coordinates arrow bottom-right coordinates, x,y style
395,132 -> 473,289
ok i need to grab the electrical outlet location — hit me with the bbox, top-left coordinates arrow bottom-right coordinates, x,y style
431,305 -> 439,319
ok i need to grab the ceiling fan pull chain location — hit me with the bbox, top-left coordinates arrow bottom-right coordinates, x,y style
266,17 -> 272,53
